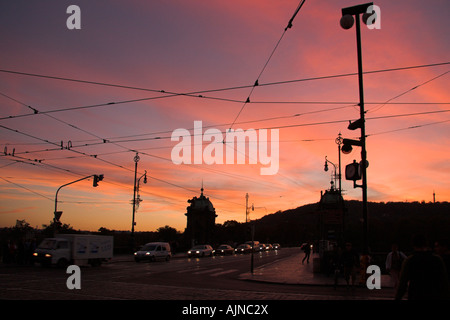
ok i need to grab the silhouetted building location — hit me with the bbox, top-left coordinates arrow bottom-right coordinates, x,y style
318,188 -> 346,243
184,186 -> 217,246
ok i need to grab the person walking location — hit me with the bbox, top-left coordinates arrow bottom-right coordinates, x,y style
302,242 -> 311,264
395,235 -> 450,300
341,242 -> 359,289
434,239 -> 450,279
386,243 -> 407,291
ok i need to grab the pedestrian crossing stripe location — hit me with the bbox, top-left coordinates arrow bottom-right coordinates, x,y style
176,267 -> 239,276
193,267 -> 223,275
210,269 -> 238,277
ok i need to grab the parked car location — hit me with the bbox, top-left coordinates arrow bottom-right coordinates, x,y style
273,243 -> 281,250
134,242 -> 171,262
235,244 -> 252,254
258,243 -> 266,251
213,244 -> 234,255
245,241 -> 260,251
187,244 -> 213,257
265,244 -> 273,250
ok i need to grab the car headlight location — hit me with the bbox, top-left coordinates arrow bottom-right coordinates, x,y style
33,252 -> 38,257
196,251 -> 200,254
188,251 -> 191,254
134,252 -> 137,255
44,253 -> 52,258
145,252 -> 150,255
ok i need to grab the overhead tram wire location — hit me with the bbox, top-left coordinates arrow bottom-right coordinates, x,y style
0,120 -> 201,196
2,100 -> 359,155
0,176 -> 54,202
0,92 -> 300,194
0,125 -> 236,206
366,119 -> 450,137
1,61 -> 449,121
4,108 -> 449,159
2,117 -> 448,209
228,0 -> 307,130
0,92 -> 288,195
367,70 -> 450,114
1,62 -> 448,100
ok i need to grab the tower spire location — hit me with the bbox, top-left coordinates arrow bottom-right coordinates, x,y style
201,179 -> 204,196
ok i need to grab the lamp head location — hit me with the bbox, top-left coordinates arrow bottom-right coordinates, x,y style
362,10 -> 377,25
340,14 -> 354,29
341,144 -> 353,154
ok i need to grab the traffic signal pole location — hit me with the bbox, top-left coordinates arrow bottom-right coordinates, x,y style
355,14 -> 369,257
53,174 -> 103,236
340,3 -> 372,256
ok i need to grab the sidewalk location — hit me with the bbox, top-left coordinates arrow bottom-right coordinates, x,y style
239,252 -> 393,288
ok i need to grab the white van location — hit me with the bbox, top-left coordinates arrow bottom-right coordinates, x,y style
134,242 -> 171,262
33,234 -> 113,267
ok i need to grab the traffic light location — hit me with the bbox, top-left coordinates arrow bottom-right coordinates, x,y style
347,118 -> 364,131
93,174 -> 104,187
345,160 -> 361,181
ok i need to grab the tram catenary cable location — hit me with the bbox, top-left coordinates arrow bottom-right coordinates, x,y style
1,61 -> 448,120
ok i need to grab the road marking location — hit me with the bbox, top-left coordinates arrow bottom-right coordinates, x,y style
210,269 -> 238,277
192,267 -> 223,275
177,267 -> 203,274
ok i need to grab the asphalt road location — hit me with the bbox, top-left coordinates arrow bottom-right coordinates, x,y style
0,247 -> 391,300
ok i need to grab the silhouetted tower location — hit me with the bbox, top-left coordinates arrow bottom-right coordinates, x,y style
184,185 -> 217,247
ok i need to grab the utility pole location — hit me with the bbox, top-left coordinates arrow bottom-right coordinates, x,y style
336,133 -> 343,195
245,193 -> 249,223
131,153 -> 139,252
340,2 -> 373,256
131,152 -> 147,252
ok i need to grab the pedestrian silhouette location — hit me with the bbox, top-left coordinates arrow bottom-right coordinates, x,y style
301,242 -> 311,264
434,238 -> 450,280
385,243 -> 407,292
395,234 -> 450,300
341,242 -> 359,289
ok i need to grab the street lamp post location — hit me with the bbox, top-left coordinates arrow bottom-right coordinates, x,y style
131,153 -> 139,250
335,133 -> 343,195
340,3 -> 374,256
131,153 -> 147,252
324,156 -> 338,190
324,133 -> 343,194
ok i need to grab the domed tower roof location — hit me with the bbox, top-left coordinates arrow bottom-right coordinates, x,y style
185,184 -> 217,246
187,186 -> 216,214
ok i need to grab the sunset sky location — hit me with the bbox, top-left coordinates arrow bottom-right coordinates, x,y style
0,0 -> 449,233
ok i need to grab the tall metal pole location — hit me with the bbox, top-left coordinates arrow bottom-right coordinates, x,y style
336,133 -> 343,195
245,193 -> 249,223
131,153 -> 139,251
53,174 -> 98,236
355,15 -> 369,255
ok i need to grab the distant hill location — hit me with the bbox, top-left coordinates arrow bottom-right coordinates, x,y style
252,200 -> 450,252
